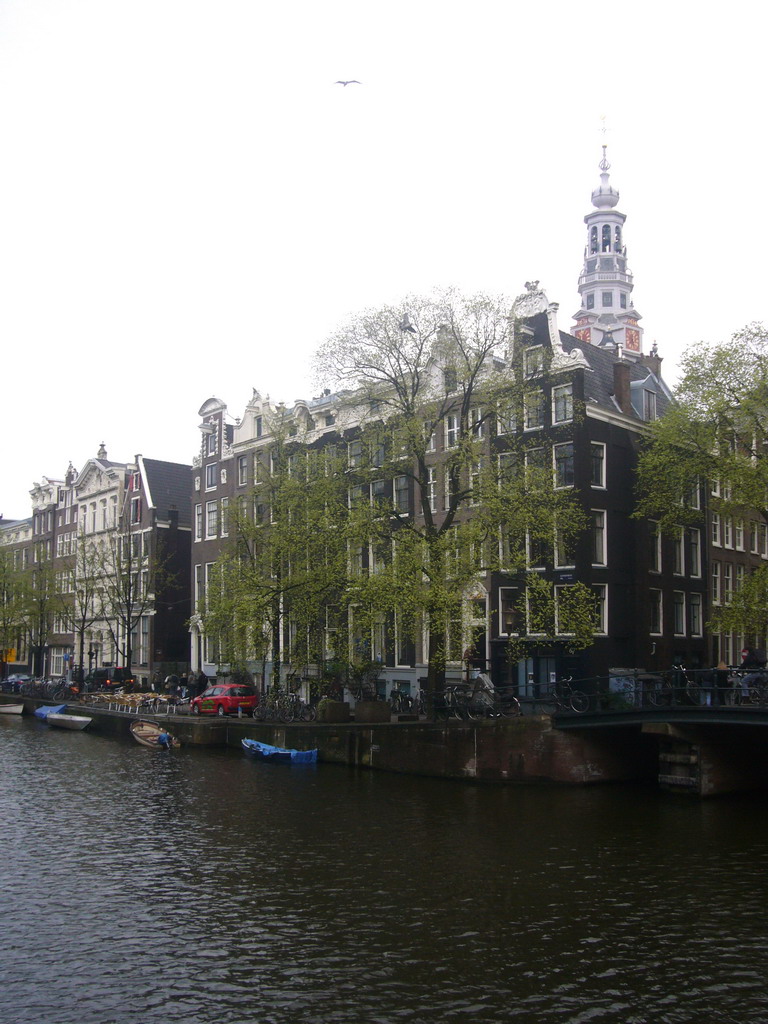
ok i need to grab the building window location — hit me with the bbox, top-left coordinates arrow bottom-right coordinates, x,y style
444,468 -> 460,508
206,501 -> 218,539
205,463 -> 217,490
590,442 -> 606,487
602,225 -> 611,252
497,405 -> 515,435
527,531 -> 548,570
524,392 -> 545,431
620,293 -> 627,309
673,592 -> 685,635
469,461 -> 482,505
592,510 -> 606,565
220,497 -> 229,538
445,414 -> 459,448
370,480 -> 387,505
586,293 -> 595,310
723,563 -> 733,604
673,528 -> 684,575
130,497 -> 141,524
426,467 -> 437,513
498,452 -> 517,485
602,292 -> 613,307
735,520 -> 744,551
348,440 -> 363,469
649,522 -> 661,573
238,456 -> 248,486
711,513 -> 721,547
723,517 -> 733,549
592,584 -> 607,634
524,347 -> 544,377
552,385 -> 573,424
690,593 -> 702,637
394,475 -> 409,513
643,390 -> 657,421
206,430 -> 217,456
554,443 -> 574,488
712,560 -> 721,605
650,590 -> 662,635
555,585 -> 579,635
195,504 -> 202,541
470,408 -> 484,438
689,528 -> 701,577
555,524 -> 575,568
255,415 -> 263,438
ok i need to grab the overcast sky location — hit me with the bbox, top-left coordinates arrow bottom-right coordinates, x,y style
1,0 -> 765,519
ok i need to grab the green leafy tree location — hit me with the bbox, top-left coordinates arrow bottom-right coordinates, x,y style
316,289 -> 595,710
0,549 -> 29,676
23,554 -> 63,678
93,526 -> 171,678
57,529 -> 106,682
636,322 -> 768,638
201,423 -> 352,688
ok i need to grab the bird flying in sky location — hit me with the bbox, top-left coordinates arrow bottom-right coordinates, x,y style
335,80 -> 360,86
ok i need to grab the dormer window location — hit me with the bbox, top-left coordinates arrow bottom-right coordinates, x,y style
643,390 -> 657,421
325,413 -> 336,427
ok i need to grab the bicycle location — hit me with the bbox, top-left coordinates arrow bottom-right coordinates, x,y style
389,689 -> 414,714
538,676 -> 590,714
278,692 -> 317,723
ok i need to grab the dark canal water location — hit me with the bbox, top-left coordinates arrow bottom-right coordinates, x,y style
2,717 -> 767,1024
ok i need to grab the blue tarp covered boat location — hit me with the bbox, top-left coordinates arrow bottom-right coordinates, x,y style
34,704 -> 67,720
241,738 -> 318,764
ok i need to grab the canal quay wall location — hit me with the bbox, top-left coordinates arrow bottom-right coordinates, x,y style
8,696 -> 659,788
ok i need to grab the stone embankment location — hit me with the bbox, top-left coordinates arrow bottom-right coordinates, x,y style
4,695 -> 656,787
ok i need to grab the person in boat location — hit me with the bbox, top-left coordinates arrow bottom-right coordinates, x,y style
156,727 -> 172,750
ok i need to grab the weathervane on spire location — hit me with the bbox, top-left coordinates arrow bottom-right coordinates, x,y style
599,114 -> 610,171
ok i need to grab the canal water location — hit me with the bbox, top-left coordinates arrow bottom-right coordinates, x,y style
2,717 -> 767,1024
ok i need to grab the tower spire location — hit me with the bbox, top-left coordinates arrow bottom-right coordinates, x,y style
572,146 -> 643,355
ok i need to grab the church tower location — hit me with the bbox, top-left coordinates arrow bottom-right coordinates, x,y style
572,147 -> 643,355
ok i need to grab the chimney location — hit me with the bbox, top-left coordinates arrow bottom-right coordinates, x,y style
640,341 -> 663,378
613,360 -> 633,416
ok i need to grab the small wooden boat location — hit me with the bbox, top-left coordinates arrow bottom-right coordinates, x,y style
241,738 -> 318,764
130,719 -> 180,749
46,712 -> 92,731
0,704 -> 24,715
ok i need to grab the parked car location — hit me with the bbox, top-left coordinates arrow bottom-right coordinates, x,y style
87,667 -> 136,690
190,683 -> 258,716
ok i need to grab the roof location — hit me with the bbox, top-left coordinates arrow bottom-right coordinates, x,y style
523,311 -> 672,421
141,459 -> 193,528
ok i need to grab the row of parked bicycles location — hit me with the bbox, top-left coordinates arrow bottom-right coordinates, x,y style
15,677 -> 81,701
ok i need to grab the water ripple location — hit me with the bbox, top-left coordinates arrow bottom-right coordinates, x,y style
2,720 -> 768,1022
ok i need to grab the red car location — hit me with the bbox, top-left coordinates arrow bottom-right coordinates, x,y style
190,683 -> 259,717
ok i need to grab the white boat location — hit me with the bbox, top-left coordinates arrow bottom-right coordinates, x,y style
0,704 -> 24,715
46,713 -> 92,731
